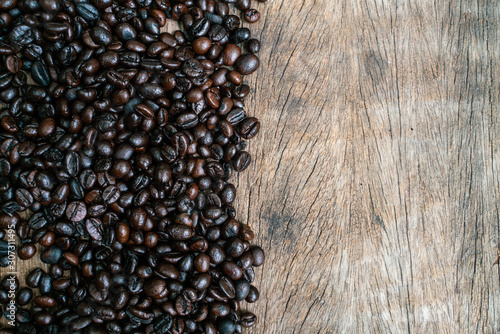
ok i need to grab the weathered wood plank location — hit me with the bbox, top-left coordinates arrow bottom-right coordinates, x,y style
235,0 -> 500,333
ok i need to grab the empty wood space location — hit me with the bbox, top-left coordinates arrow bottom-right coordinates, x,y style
235,0 -> 500,333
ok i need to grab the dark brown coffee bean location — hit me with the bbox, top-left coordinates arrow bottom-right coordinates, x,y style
35,295 -> 57,308
235,54 -> 260,75
244,9 -> 260,23
5,55 -> 22,73
62,252 -> 79,266
112,160 -> 131,178
218,276 -> 236,299
183,58 -> 204,78
193,37 -> 211,54
223,44 -> 241,66
245,285 -> 259,303
34,313 -> 55,325
140,83 -> 165,99
144,278 -> 167,298
93,0 -> 113,9
221,261 -> 243,280
126,40 -> 147,53
250,245 -> 265,266
207,244 -> 226,264
247,38 -> 261,53
167,225 -> 195,240
66,201 -> 87,222
86,218 -> 103,241
191,273 -> 212,291
135,103 -> 154,118
102,185 -> 120,204
233,151 -> 251,172
106,70 -> 128,88
194,253 -> 210,273
26,268 -> 43,288
116,221 -> 130,244
18,243 -> 36,260
240,312 -> 257,327
239,117 -> 260,139
38,118 -> 55,137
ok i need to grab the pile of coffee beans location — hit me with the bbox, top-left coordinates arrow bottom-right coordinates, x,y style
0,0 -> 266,332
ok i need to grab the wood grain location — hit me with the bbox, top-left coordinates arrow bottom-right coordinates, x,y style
3,0 -> 500,333
235,0 -> 500,333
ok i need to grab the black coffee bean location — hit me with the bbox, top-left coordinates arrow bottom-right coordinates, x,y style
90,27 -> 112,46
177,113 -> 199,129
15,188 -> 33,207
183,58 -> 204,78
235,279 -> 250,301
217,318 -> 237,334
120,51 -> 140,67
189,18 -> 211,38
64,151 -> 80,177
140,83 -> 165,99
31,62 -> 50,86
16,287 -> 33,306
9,25 -> 34,49
41,246 -> 62,264
76,3 -> 99,22
230,28 -> 251,44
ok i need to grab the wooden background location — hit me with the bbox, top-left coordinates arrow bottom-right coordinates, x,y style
235,0 -> 500,333
5,0 -> 500,333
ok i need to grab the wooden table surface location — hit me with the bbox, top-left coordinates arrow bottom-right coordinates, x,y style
5,0 -> 500,333
235,0 -> 500,333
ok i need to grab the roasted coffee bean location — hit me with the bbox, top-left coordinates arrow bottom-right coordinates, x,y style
76,3 -> 99,22
235,279 -> 251,301
40,246 -> 62,264
240,312 -> 256,327
246,38 -> 260,53
244,285 -> 259,303
66,201 -> 87,222
250,246 -> 265,266
116,23 -> 137,41
238,117 -> 260,139
235,54 -> 260,75
26,268 -> 43,288
5,55 -> 22,74
232,151 -> 251,171
15,188 -> 33,207
86,218 -> 103,241
90,27 -> 112,46
17,287 -> 33,306
31,62 -> 50,86
9,25 -> 34,49
18,243 -> 37,260
244,9 -> 260,23
217,318 -> 237,334
231,27 -> 251,44
183,58 -> 204,78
